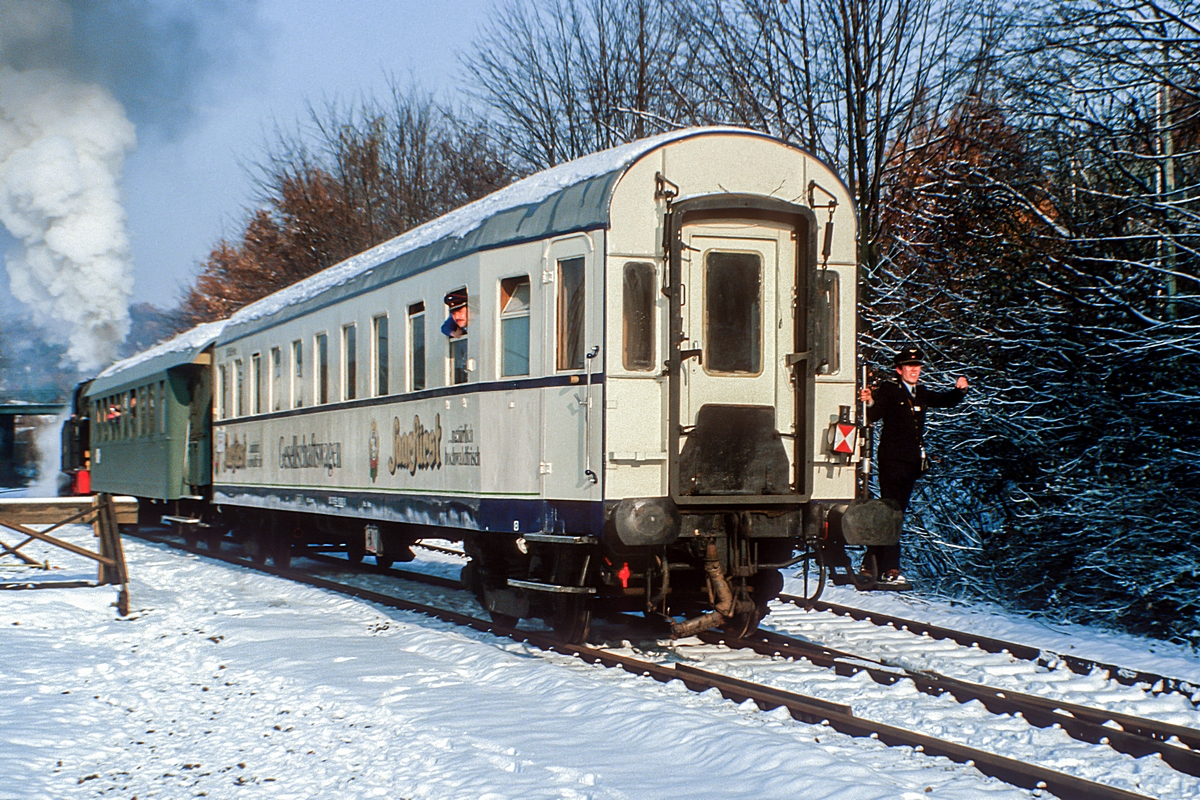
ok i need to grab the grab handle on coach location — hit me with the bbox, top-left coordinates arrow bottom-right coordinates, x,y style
582,346 -> 600,485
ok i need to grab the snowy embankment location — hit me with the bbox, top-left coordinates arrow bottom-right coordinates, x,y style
2,529 -> 1034,800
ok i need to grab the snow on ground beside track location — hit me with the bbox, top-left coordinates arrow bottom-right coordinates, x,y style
781,575 -> 1200,689
1,529 -> 1030,800
765,599 -> 1200,729
629,634 -> 1200,799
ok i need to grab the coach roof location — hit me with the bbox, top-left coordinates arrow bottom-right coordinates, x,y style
88,319 -> 229,397
215,127 -> 770,344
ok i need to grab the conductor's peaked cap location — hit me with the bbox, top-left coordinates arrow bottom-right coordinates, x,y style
893,347 -> 925,367
444,288 -> 468,309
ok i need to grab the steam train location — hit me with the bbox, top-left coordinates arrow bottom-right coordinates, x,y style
61,128 -> 862,643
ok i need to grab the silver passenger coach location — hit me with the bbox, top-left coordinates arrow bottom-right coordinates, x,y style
207,128 -> 859,641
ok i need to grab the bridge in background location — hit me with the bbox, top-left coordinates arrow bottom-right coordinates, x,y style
0,391 -> 68,482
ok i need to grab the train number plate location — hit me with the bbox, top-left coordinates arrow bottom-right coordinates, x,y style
364,525 -> 381,555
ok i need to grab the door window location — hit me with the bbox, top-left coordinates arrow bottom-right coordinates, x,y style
556,257 -> 585,371
704,251 -> 762,375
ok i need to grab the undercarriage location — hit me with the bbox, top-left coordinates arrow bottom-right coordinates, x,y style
461,507 -> 822,644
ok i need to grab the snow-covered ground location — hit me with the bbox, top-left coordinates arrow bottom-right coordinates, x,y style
2,529 -> 1198,799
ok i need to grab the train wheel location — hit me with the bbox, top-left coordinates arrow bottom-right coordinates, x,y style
346,537 -> 365,564
853,552 -> 878,591
182,524 -> 200,550
551,595 -> 591,644
205,527 -> 225,553
460,560 -> 483,601
489,611 -> 520,629
721,607 -> 762,639
244,536 -> 267,565
794,545 -> 827,608
272,538 -> 293,569
375,553 -> 395,569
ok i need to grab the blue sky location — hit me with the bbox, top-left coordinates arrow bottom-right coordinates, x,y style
3,0 -> 496,309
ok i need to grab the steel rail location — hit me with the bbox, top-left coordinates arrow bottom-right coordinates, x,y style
124,529 -> 1153,800
413,541 -> 467,558
272,538 -> 1200,709
314,551 -> 1200,773
407,542 -> 1199,707
786,596 -> 1200,706
702,629 -> 1200,777
303,550 -> 464,591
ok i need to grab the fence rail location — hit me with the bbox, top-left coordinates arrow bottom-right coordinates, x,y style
0,494 -> 137,614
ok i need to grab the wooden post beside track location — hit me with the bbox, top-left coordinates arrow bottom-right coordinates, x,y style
0,494 -> 137,615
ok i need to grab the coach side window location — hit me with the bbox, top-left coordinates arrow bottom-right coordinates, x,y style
270,347 -> 283,411
315,333 -> 329,404
146,385 -> 155,435
444,288 -> 469,385
812,269 -> 840,375
372,314 -> 389,396
292,340 -> 304,408
217,365 -> 228,420
342,323 -> 357,401
500,276 -> 530,377
251,353 -> 263,414
234,359 -> 245,417
408,302 -> 425,391
557,257 -> 585,371
622,262 -> 655,371
159,381 -> 167,434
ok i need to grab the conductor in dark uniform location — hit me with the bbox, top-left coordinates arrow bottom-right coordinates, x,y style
858,347 -> 968,586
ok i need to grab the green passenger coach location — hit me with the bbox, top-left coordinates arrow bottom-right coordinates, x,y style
86,321 -> 227,511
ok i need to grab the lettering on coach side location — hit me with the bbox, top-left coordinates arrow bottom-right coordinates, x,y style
279,434 -> 343,476
445,422 -> 480,467
389,413 -> 442,476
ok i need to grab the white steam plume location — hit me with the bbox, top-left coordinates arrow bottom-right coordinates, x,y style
0,0 -> 136,373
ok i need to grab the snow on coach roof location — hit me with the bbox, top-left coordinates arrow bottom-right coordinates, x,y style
87,319 -> 229,397
217,126 -> 764,343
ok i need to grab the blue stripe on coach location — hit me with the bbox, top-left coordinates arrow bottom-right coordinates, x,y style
212,483 -> 607,537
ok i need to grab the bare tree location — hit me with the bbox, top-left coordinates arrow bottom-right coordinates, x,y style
687,0 -> 1003,276
861,0 -> 1200,642
982,0 -> 1200,640
181,87 -> 514,324
463,0 -> 695,168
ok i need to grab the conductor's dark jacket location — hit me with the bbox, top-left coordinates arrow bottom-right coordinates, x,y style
867,381 -> 966,464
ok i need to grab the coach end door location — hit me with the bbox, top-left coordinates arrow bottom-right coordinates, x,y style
667,201 -> 811,502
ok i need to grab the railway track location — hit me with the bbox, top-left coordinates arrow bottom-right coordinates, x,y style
324,549 -> 1200,779
124,528 -> 1186,799
787,596 -> 1200,705
416,541 -> 1200,711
